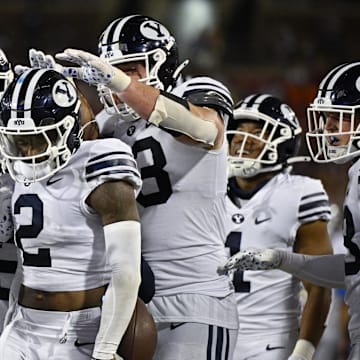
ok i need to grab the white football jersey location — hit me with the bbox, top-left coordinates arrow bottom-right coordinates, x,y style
225,171 -> 331,334
96,77 -> 234,297
343,159 -> 360,343
11,139 -> 141,292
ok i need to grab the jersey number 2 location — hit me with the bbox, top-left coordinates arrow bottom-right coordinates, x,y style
14,194 -> 51,267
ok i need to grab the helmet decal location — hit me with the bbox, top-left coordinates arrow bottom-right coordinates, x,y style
280,104 -> 299,128
356,76 -> 360,92
52,80 -> 77,108
140,20 -> 171,41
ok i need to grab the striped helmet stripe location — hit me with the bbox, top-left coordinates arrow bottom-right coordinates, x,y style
100,15 -> 138,52
11,69 -> 48,119
318,63 -> 360,97
245,93 -> 271,111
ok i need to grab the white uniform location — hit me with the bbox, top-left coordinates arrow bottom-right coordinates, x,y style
96,77 -> 238,359
0,138 -> 142,360
225,171 -> 331,359
343,159 -> 360,346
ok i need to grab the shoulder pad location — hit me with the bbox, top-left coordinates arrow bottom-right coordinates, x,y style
185,90 -> 233,117
174,76 -> 233,117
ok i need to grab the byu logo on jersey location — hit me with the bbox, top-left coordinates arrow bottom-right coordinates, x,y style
52,80 -> 77,108
140,20 -> 170,41
232,213 -> 244,224
127,125 -> 136,136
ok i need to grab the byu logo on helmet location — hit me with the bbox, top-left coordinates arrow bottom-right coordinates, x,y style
355,76 -> 360,92
52,80 -> 77,107
280,104 -> 299,128
140,20 -> 170,41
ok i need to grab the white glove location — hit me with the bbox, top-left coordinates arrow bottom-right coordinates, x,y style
55,49 -> 131,92
217,248 -> 282,275
14,48 -> 64,75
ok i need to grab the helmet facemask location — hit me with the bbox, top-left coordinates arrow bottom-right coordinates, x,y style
0,113 -> 80,183
0,69 -> 13,99
98,43 -> 175,121
306,103 -> 360,164
227,111 -> 299,178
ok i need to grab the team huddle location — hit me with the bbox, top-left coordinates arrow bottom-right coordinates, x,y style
0,13 -> 358,360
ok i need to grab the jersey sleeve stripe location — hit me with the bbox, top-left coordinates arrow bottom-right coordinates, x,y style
298,209 -> 331,221
300,192 -> 325,201
298,189 -> 331,222
86,158 -> 137,175
299,200 -> 330,212
88,151 -> 134,163
86,169 -> 140,182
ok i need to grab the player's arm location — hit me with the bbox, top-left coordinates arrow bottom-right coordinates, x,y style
87,180 -> 141,360
218,247 -> 345,288
56,49 -> 227,149
288,220 -> 333,359
119,82 -> 225,149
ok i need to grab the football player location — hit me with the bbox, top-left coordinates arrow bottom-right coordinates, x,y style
54,14 -> 238,360
0,48 -> 16,335
219,63 -> 360,360
0,68 -> 142,360
223,94 -> 333,360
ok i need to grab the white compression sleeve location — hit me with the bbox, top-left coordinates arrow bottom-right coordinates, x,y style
148,94 -> 218,146
279,251 -> 345,288
92,221 -> 141,360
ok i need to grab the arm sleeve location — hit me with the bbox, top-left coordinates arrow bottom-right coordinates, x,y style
92,221 -> 141,359
279,251 -> 345,288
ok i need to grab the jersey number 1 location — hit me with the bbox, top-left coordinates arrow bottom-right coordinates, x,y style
225,231 -> 251,293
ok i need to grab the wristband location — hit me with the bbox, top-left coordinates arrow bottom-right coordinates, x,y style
109,67 -> 131,93
291,339 -> 315,360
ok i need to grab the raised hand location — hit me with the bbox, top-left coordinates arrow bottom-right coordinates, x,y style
14,48 -> 64,75
217,248 -> 282,275
55,48 -> 131,92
